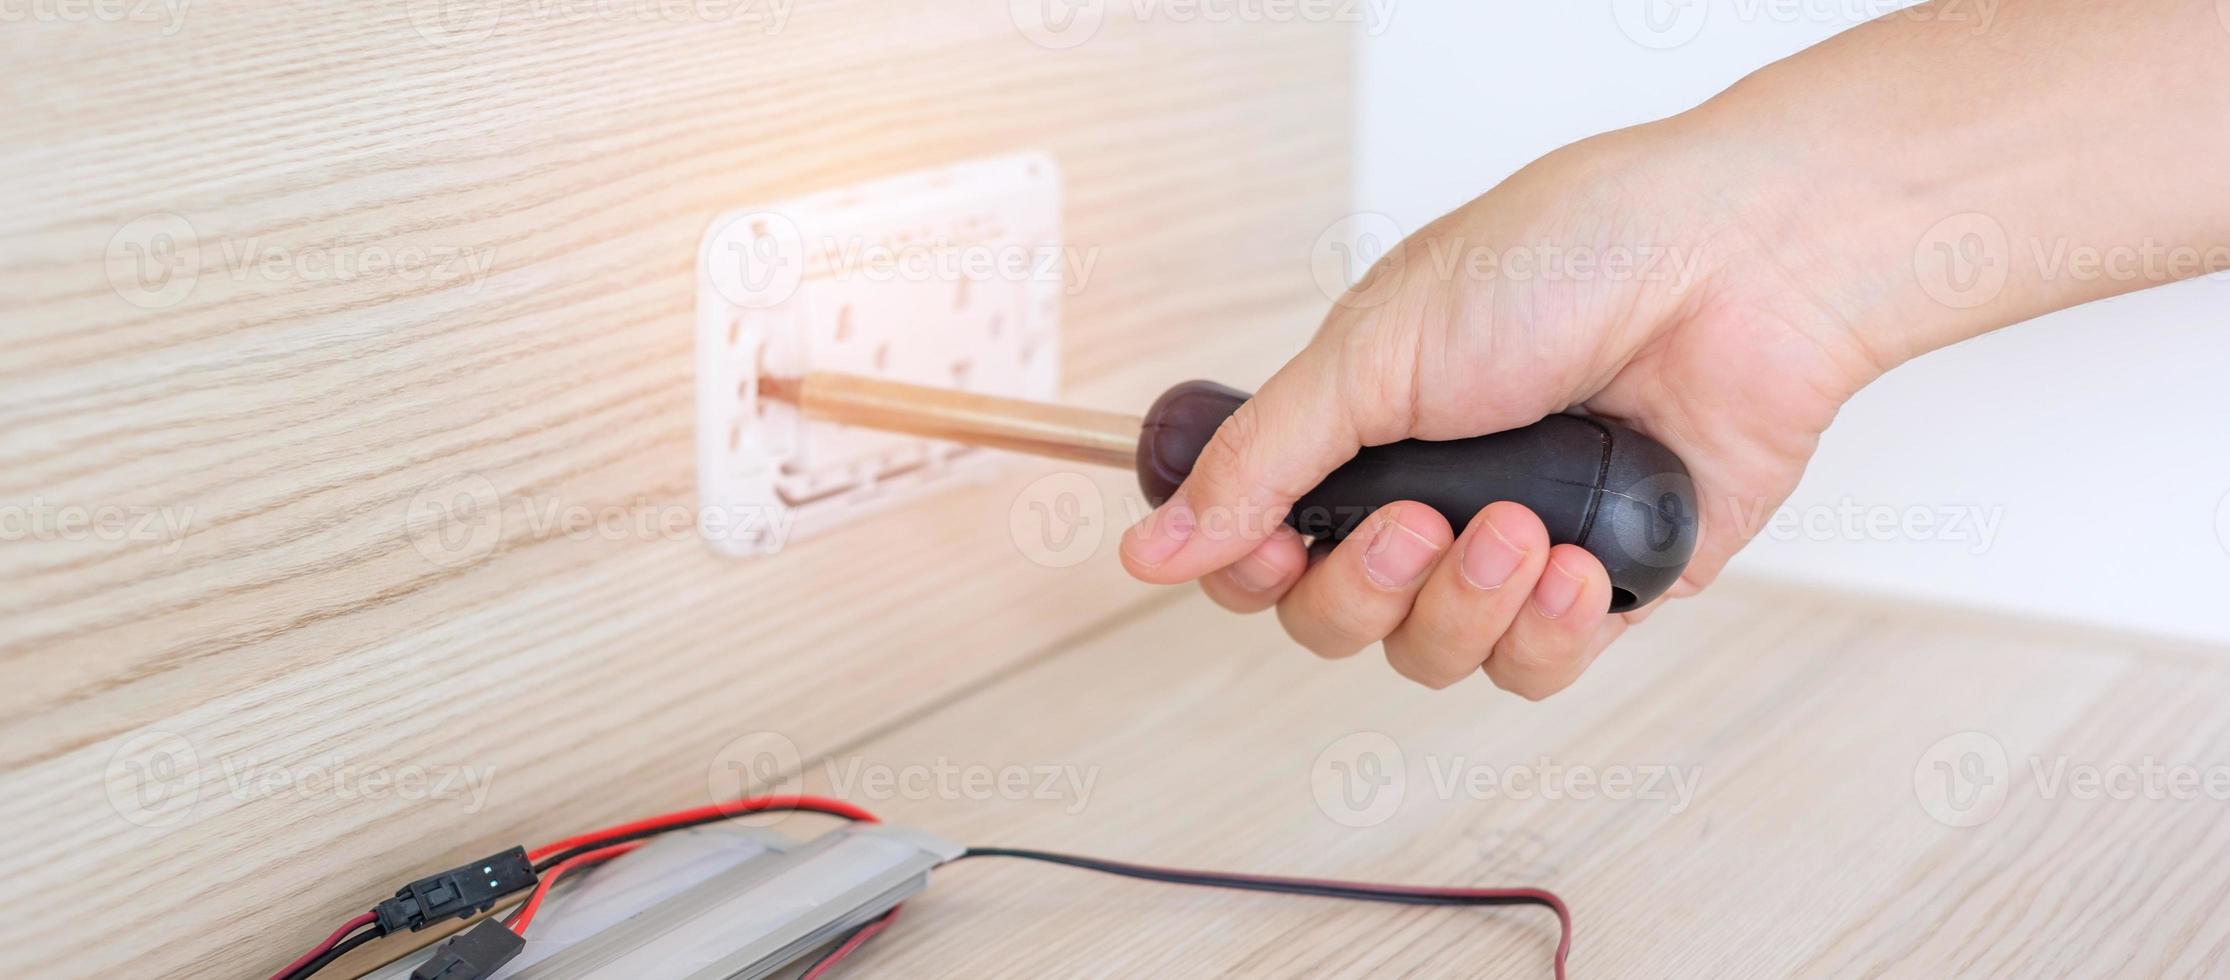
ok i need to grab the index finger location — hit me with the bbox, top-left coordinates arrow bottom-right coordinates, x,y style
1118,343 -> 1363,584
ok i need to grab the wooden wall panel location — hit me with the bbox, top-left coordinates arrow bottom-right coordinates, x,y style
0,3 -> 1350,975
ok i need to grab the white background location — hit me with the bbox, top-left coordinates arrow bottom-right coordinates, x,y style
1354,3 -> 2230,643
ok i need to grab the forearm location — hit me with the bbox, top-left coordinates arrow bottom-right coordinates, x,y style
1686,0 -> 2230,367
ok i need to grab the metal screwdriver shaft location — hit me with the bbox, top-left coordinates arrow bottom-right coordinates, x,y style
758,372 -> 1143,468
760,369 -> 1698,611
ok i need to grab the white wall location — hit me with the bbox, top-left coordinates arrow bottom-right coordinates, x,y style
1356,3 -> 2230,644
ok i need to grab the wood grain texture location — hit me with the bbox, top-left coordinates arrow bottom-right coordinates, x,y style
0,4 -> 1349,976
740,581 -> 2230,979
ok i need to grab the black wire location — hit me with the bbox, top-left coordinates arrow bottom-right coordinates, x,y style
796,912 -> 885,977
800,921 -> 872,974
952,847 -> 1570,980
950,847 -> 1553,909
531,804 -> 870,872
282,925 -> 383,980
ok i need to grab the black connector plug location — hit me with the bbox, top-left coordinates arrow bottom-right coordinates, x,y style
375,846 -> 537,934
409,920 -> 524,980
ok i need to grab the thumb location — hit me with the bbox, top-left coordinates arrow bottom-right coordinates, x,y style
1119,219 -> 1449,584
1119,264 -> 1428,584
1118,346 -> 1359,584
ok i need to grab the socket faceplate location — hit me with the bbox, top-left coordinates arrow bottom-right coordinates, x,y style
695,153 -> 1063,554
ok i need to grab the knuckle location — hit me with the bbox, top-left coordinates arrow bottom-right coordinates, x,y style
1299,634 -> 1363,661
1415,664 -> 1467,691
1509,681 -> 1556,702
1194,409 -> 1258,489
1385,632 -> 1471,690
1317,593 -> 1393,647
1403,603 -> 1472,655
1382,638 -> 1443,688
1497,630 -> 1566,675
1488,631 -> 1575,697
1200,578 -> 1264,614
1278,601 -> 1370,660
1481,661 -> 1557,702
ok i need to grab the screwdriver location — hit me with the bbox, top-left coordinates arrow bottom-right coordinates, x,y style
760,372 -> 1697,612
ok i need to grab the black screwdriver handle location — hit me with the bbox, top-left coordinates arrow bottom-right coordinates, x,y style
1134,381 -> 1697,613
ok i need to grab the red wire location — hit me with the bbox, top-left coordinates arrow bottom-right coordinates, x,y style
507,842 -> 645,934
268,910 -> 375,980
527,794 -> 879,862
1231,875 -> 1571,980
958,851 -> 1571,980
800,907 -> 901,980
1136,865 -> 1569,979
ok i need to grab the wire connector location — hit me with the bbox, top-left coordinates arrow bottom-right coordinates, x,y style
408,920 -> 524,980
375,847 -> 537,934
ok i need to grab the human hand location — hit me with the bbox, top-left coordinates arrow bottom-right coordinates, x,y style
1120,0 -> 2230,700
1118,118 -> 1886,699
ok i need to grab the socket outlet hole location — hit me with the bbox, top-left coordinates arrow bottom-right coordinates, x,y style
955,278 -> 970,310
988,314 -> 1003,340
835,304 -> 853,343
873,342 -> 891,373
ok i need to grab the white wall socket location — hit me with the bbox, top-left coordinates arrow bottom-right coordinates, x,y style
695,153 -> 1064,555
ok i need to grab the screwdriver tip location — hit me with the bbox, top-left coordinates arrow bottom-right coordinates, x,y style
757,375 -> 803,403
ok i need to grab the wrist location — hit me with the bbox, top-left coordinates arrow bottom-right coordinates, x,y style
1672,1 -> 2230,371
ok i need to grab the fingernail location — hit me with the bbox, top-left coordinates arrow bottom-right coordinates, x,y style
1362,516 -> 1441,590
1228,552 -> 1286,592
1458,519 -> 1525,590
1124,499 -> 1195,567
1532,555 -> 1586,618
